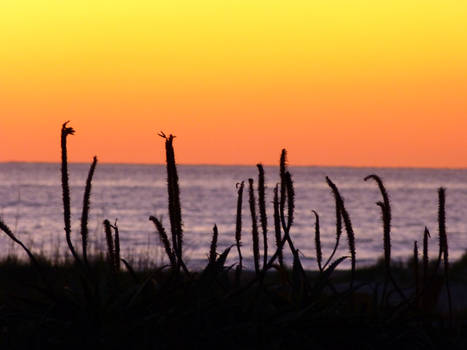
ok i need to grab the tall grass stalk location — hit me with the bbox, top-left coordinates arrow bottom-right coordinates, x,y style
279,171 -> 298,256
323,194 -> 342,270
61,121 -> 81,265
248,178 -> 260,274
273,184 -> 283,269
209,224 -> 218,265
104,219 -> 116,272
159,132 -> 183,271
279,149 -> 287,228
438,187 -> 452,324
364,175 -> 391,273
365,175 -> 405,301
112,220 -> 121,271
422,227 -> 430,290
313,210 -> 322,272
326,176 -> 356,287
257,164 -> 268,269
284,172 -> 295,232
235,181 -> 244,281
80,156 -> 97,267
149,215 -> 176,268
414,240 -> 419,306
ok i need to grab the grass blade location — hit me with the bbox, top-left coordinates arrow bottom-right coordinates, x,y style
209,224 -> 218,265
149,215 -> 176,268
80,156 -> 97,267
257,164 -> 268,269
326,176 -> 356,287
313,210 -> 323,272
61,121 -> 81,265
248,178 -> 260,274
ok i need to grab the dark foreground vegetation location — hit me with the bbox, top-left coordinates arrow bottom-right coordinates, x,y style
0,122 -> 466,349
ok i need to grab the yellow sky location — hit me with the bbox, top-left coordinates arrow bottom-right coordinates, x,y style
1,1 -> 466,167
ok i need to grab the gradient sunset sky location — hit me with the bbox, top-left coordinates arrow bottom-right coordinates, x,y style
1,1 -> 466,167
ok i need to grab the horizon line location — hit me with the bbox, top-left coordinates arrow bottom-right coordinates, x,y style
1,160 -> 466,171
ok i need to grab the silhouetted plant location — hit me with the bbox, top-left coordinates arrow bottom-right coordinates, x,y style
313,210 -> 323,272
235,181 -> 244,282
149,215 -> 176,268
80,156 -> 97,267
248,178 -> 260,274
256,164 -> 268,269
104,219 -> 116,272
112,219 -> 121,271
414,240 -> 419,306
422,227 -> 430,290
284,171 -> 295,232
279,171 -> 298,257
0,219 -> 42,275
273,184 -> 283,269
365,174 -> 405,301
159,132 -> 184,271
364,175 -> 391,271
326,176 -> 356,287
1,125 -> 464,349
323,192 -> 342,270
208,224 -> 218,265
61,121 -> 81,265
438,187 -> 452,323
279,149 -> 287,223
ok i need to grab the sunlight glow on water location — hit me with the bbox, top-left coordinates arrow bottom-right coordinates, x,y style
0,163 -> 466,270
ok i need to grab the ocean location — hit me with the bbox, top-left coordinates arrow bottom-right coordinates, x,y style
0,162 -> 466,270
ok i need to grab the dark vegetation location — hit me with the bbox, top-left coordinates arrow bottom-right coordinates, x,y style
0,122 -> 467,349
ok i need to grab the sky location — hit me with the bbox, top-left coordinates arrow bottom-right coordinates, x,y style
1,1 -> 466,167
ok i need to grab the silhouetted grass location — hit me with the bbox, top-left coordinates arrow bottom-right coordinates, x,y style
61,121 -> 81,265
80,156 -> 97,267
326,176 -> 356,287
257,163 -> 268,269
235,181 -> 244,284
0,122 -> 466,349
149,215 -> 176,268
248,178 -> 260,274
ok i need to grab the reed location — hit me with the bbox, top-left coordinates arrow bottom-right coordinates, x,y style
80,156 -> 98,267
279,149 -> 287,231
323,192 -> 342,270
284,171 -> 295,232
414,240 -> 419,306
438,187 -> 452,323
112,220 -> 121,271
256,164 -> 268,269
60,121 -> 81,264
149,215 -> 176,268
312,210 -> 322,272
248,178 -> 260,274
422,227 -> 430,289
279,171 -> 298,256
326,176 -> 356,287
438,188 -> 448,264
364,175 -> 391,273
159,132 -> 184,270
104,219 -> 115,271
365,174 -> 405,301
209,224 -> 218,265
273,184 -> 283,268
235,181 -> 244,281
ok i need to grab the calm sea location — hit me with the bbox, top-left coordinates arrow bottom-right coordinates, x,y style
0,163 -> 466,270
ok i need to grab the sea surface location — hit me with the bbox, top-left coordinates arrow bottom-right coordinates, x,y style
0,163 -> 466,270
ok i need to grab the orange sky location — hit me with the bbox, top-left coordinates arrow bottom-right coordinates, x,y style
1,1 -> 466,167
